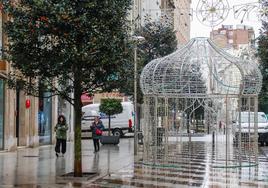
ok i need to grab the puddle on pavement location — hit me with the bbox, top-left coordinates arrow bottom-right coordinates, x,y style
88,141 -> 268,187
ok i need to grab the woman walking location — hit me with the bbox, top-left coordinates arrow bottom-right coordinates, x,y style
90,116 -> 104,152
55,115 -> 68,157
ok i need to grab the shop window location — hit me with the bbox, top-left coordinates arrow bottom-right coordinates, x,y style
38,90 -> 52,145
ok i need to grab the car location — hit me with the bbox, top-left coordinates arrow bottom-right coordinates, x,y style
81,101 -> 134,138
233,112 -> 268,146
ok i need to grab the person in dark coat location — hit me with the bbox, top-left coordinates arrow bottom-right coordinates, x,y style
54,115 -> 68,157
90,116 -> 104,152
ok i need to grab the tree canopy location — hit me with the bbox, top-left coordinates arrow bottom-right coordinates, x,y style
99,98 -> 123,116
136,20 -> 178,63
99,98 -> 123,135
3,0 -> 132,176
258,0 -> 268,113
118,20 -> 177,103
4,0 -> 131,102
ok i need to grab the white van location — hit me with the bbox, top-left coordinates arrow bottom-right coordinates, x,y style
81,101 -> 134,137
233,112 -> 268,146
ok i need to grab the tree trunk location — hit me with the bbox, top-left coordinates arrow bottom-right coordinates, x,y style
108,114 -> 111,136
73,74 -> 82,177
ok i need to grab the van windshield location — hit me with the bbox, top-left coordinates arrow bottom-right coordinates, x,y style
241,114 -> 267,123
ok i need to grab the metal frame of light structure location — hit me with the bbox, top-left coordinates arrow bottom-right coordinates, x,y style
139,37 -> 262,169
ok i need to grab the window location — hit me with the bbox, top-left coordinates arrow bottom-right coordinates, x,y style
38,92 -> 52,145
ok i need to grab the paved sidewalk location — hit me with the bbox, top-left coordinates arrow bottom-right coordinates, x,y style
1,137 -> 268,187
0,138 -> 134,187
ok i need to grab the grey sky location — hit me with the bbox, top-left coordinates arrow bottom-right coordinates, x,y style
190,0 -> 262,39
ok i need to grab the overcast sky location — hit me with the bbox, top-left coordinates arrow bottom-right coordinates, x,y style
190,0 -> 262,39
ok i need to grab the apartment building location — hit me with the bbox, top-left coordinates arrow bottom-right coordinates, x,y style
131,0 -> 191,45
210,25 -> 255,49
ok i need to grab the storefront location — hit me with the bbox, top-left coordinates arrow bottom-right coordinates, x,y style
0,79 -> 4,150
38,92 -> 52,145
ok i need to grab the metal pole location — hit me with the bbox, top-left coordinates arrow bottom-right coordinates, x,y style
134,45 -> 138,156
225,94 -> 228,167
248,97 -> 251,162
131,35 -> 144,156
254,96 -> 258,165
238,95 -> 242,166
254,97 -> 259,178
153,96 -> 158,164
164,97 -> 168,161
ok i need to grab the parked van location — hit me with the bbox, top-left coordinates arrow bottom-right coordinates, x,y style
233,112 -> 268,146
82,101 -> 134,137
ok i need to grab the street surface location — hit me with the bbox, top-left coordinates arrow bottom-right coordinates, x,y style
0,136 -> 268,187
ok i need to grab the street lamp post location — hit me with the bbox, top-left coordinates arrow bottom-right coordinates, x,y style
134,44 -> 138,155
131,35 -> 145,156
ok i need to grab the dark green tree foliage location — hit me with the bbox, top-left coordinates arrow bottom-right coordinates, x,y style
258,0 -> 268,113
119,20 -> 177,103
137,20 -> 178,64
3,0 -> 131,176
258,35 -> 268,112
99,98 -> 123,135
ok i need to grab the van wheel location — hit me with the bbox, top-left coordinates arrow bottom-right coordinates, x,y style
113,129 -> 122,137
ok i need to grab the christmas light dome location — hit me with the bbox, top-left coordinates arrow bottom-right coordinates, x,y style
140,37 -> 262,97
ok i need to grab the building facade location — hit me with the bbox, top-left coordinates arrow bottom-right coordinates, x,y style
210,25 -> 255,50
131,0 -> 191,45
173,0 -> 191,44
0,12 -> 58,151
1,77 -> 58,151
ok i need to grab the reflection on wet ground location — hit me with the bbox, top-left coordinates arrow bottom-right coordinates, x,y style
0,137 -> 268,187
0,139 -> 134,187
89,140 -> 268,188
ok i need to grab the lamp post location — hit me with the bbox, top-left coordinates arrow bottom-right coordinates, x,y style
131,35 -> 145,155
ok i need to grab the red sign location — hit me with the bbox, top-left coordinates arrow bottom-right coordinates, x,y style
26,99 -> 31,109
81,93 -> 93,102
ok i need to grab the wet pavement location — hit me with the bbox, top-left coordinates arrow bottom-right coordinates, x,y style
0,138 -> 134,187
1,136 -> 268,187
